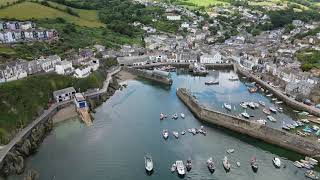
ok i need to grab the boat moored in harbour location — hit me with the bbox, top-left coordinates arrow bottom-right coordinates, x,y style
162,129 -> 169,139
266,93 -> 273,97
176,160 -> 185,177
144,154 -> 154,173
305,170 -> 319,180
207,157 -> 215,173
223,156 -> 231,172
173,131 -> 179,139
263,108 -> 271,115
273,157 -> 281,168
172,113 -> 178,120
269,107 -> 277,113
241,111 -> 250,119
186,158 -> 192,172
180,113 -> 185,119
229,76 -> 239,81
205,80 -> 219,85
251,156 -> 258,172
293,161 -> 303,168
259,101 -> 265,106
267,115 -> 277,122
171,163 -> 176,173
224,103 -> 232,111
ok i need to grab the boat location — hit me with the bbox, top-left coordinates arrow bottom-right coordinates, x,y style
223,156 -> 231,172
266,93 -> 273,97
191,128 -> 196,135
144,154 -> 154,173
251,156 -> 258,172
305,170 -> 319,180
160,113 -> 164,120
293,161 -> 303,168
256,119 -> 267,125
173,131 -> 179,139
162,129 -> 169,139
301,119 -> 310,123
299,111 -> 310,116
207,157 -> 215,173
172,113 -> 178,120
205,80 -> 219,85
181,130 -> 186,135
282,124 -> 290,131
267,115 -> 276,122
236,162 -> 241,167
180,113 -> 185,119
226,149 -> 235,154
171,163 -> 177,173
275,101 -> 283,104
305,157 -> 319,165
293,110 -> 300,113
273,157 -> 281,168
248,102 -> 256,109
277,107 -> 283,112
263,108 -> 271,115
224,103 -> 232,111
229,76 -> 239,81
186,158 -> 192,172
269,107 -> 277,113
254,102 -> 260,108
241,111 -> 250,119
240,102 -> 248,109
248,87 -> 258,93
176,160 -> 185,176
259,101 -> 266,106
200,129 -> 207,136
272,98 -> 277,101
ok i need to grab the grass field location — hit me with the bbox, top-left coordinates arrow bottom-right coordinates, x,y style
0,2 -> 104,27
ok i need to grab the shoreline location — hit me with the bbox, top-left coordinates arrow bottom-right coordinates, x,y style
52,104 -> 78,124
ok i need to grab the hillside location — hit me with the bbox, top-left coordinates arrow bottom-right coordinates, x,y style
0,1 -> 104,27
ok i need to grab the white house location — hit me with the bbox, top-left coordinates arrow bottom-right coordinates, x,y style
53,87 -> 76,102
55,60 -> 74,75
166,13 -> 181,21
0,60 -> 28,83
74,93 -> 87,108
200,52 -> 222,64
39,55 -> 61,72
74,66 -> 91,78
181,22 -> 189,28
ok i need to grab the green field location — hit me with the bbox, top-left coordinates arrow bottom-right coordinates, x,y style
0,2 -> 104,27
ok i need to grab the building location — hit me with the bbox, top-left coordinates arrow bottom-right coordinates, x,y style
0,60 -> 28,83
117,55 -> 150,66
53,87 -> 76,102
74,66 -> 92,78
55,60 -> 74,75
39,55 -> 61,72
199,52 -> 222,64
166,13 -> 181,21
74,93 -> 87,108
94,44 -> 105,52
26,59 -> 42,75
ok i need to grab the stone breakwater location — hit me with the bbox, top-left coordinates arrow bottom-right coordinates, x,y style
176,88 -> 320,157
123,67 -> 172,85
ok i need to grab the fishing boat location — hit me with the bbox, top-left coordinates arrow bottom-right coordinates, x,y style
229,76 -> 239,81
223,156 -> 231,172
293,161 -> 303,168
173,131 -> 179,139
263,108 -> 271,115
273,157 -> 281,168
172,113 -> 178,120
269,107 -> 277,113
171,163 -> 177,173
176,160 -> 185,177
224,103 -> 232,111
251,156 -> 258,172
186,158 -> 192,172
305,170 -> 319,180
205,80 -> 219,85
162,129 -> 169,139
240,102 -> 248,109
241,111 -> 250,119
256,119 -> 267,125
259,101 -> 266,106
267,115 -> 276,122
144,154 -> 154,173
181,130 -> 186,135
226,149 -> 235,154
266,93 -> 273,97
180,113 -> 185,119
160,113 -> 164,120
207,157 -> 215,173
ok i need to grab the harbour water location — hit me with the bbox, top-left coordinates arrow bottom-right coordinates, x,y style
10,69 -> 317,180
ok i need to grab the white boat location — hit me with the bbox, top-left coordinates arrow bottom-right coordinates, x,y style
160,113 -> 164,120
272,98 -> 277,101
259,101 -> 266,106
269,107 -> 277,113
275,101 -> 283,104
205,80 -> 219,85
301,119 -> 310,123
173,131 -> 179,139
224,103 -> 232,111
273,157 -> 281,168
256,119 -> 267,125
267,115 -> 277,122
229,76 -> 239,81
248,102 -> 256,109
176,160 -> 185,176
207,157 -> 215,173
191,128 -> 196,135
266,94 -> 273,97
241,111 -> 250,119
240,102 -> 248,109
181,130 -> 186,135
171,163 -> 176,172
305,170 -> 319,180
144,155 -> 154,172
236,162 -> 241,167
305,157 -> 319,165
227,149 -> 235,154
293,161 -> 303,168
180,113 -> 185,119
162,129 -> 169,139
172,113 -> 178,119
223,156 -> 231,172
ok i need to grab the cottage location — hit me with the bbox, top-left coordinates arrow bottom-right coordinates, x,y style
200,51 -> 222,64
39,55 -> 61,72
53,87 -> 76,102
0,60 -> 28,83
27,60 -> 42,75
55,60 -> 74,75
74,66 -> 92,78
166,13 -> 181,21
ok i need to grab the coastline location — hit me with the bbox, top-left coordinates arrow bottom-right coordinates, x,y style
52,104 -> 78,124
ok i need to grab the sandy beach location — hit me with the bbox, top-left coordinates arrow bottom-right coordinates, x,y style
52,104 -> 78,124
114,70 -> 136,83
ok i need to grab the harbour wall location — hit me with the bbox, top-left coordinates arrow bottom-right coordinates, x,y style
234,64 -> 320,117
133,62 -> 234,70
123,67 -> 172,85
176,88 -> 320,157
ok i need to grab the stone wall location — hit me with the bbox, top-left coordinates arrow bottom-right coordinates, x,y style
123,67 -> 172,85
176,88 -> 320,157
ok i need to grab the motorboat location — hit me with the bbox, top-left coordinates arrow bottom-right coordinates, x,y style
259,101 -> 266,106
263,108 -> 271,115
191,128 -> 197,135
200,129 -> 207,136
160,113 -> 164,120
144,154 -> 154,172
293,161 -> 303,168
305,170 -> 319,180
275,101 -> 283,104
181,130 -> 186,135
248,87 -> 258,93
205,80 -> 219,85
226,149 -> 235,154
172,113 -> 178,120
254,102 -> 260,108
241,111 -> 250,119
248,102 -> 256,109
224,103 -> 232,111
180,113 -> 185,119
251,156 -> 258,172
236,162 -> 241,167
162,129 -> 169,139
278,107 -> 283,112
266,93 -> 273,97
269,107 -> 277,113
173,131 -> 179,139
272,98 -> 278,101
187,128 -> 192,133
267,115 -> 276,122
207,157 -> 215,173
240,102 -> 248,109
273,157 -> 281,168
176,160 -> 185,177
171,163 -> 177,173
223,156 -> 231,172
305,157 -> 319,165
186,158 -> 192,172
282,125 -> 290,131
256,119 -> 267,125
229,76 -> 239,81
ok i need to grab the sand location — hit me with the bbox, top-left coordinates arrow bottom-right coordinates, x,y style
114,70 -> 136,83
52,104 -> 78,124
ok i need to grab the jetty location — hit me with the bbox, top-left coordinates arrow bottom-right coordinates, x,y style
176,88 -> 320,157
123,67 -> 172,85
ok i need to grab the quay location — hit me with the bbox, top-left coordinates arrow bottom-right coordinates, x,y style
176,88 -> 320,158
132,62 -> 234,70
